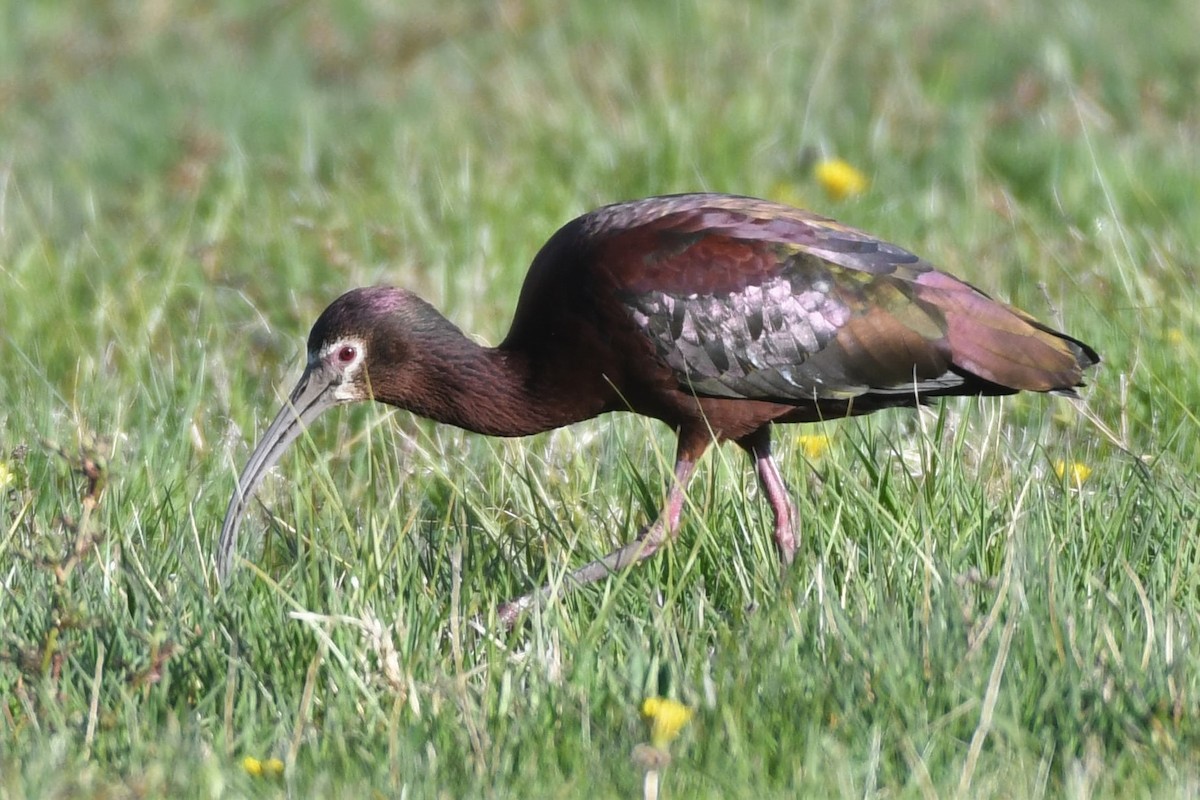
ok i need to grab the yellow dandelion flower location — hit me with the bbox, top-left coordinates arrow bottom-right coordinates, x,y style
0,461 -> 12,490
797,432 -> 832,460
814,158 -> 868,201
642,697 -> 693,749
242,756 -> 284,779
1054,460 -> 1092,487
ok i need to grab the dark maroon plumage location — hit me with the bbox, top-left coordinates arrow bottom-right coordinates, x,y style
217,193 -> 1098,624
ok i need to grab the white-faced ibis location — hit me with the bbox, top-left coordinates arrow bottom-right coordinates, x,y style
217,193 -> 1098,625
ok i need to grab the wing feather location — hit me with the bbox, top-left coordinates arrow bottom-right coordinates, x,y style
502,194 -> 1096,402
582,194 -> 1094,402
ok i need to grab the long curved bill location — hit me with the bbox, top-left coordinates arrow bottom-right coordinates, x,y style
216,361 -> 341,583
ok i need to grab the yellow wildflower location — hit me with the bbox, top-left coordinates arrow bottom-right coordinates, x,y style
242,756 -> 284,779
1167,328 -> 1184,345
0,461 -> 12,490
797,432 -> 832,460
1054,460 -> 1092,487
642,697 -> 693,749
814,158 -> 868,201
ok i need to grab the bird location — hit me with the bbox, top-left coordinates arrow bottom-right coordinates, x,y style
216,192 -> 1098,625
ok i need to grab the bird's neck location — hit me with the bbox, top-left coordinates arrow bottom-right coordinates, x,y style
381,329 -> 600,438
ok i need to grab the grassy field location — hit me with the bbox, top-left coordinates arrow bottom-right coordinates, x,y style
2,1 -> 1199,796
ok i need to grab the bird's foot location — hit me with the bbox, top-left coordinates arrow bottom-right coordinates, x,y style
485,518 -> 677,630
494,591 -> 540,630
775,522 -> 797,567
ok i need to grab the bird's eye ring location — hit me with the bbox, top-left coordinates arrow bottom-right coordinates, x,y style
336,345 -> 358,364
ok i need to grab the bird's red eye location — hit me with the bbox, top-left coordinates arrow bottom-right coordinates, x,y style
336,345 -> 358,364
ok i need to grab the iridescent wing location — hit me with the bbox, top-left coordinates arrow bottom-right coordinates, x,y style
586,194 -> 1094,403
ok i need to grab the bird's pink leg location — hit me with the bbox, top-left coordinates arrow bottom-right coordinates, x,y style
738,427 -> 798,565
495,432 -> 708,628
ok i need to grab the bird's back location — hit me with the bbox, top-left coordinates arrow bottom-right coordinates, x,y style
501,193 -> 1097,432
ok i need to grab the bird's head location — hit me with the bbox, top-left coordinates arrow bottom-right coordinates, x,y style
300,285 -> 407,404
215,285 -> 448,581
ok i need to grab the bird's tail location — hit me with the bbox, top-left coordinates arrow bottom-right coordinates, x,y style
916,272 -> 1099,394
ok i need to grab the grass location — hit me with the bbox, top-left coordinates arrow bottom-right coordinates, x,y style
2,0 -> 1199,796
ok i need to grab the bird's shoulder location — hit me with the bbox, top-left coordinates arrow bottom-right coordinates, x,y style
580,193 -> 929,294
